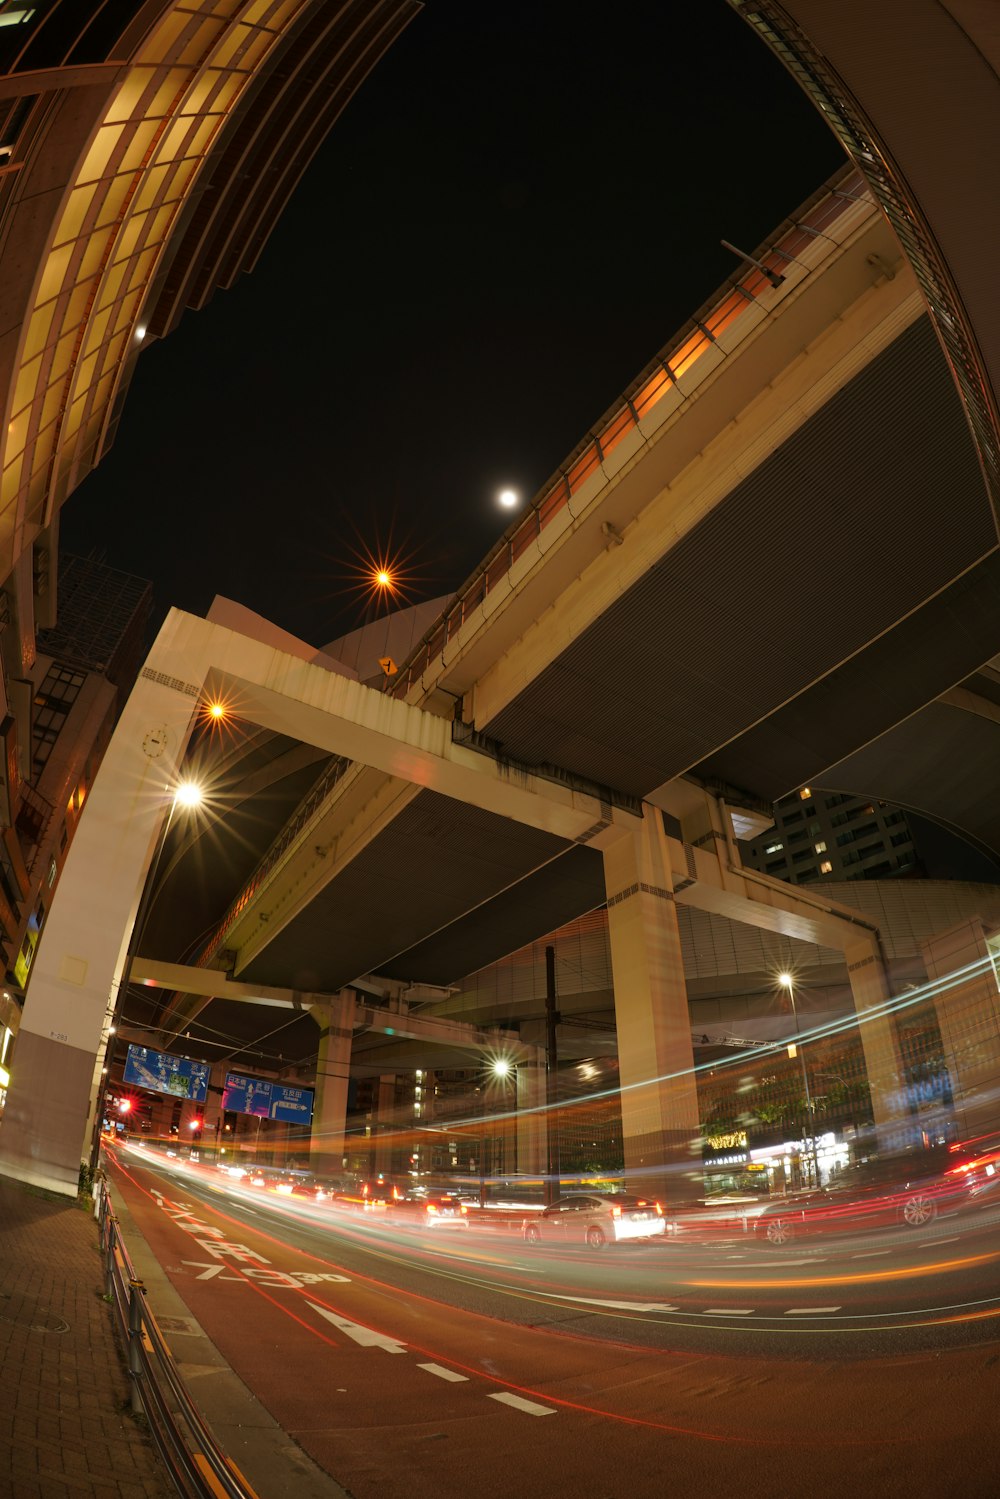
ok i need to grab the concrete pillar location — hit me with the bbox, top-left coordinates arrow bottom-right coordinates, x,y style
603,812 -> 701,1206
844,935 -> 910,1146
202,1062 -> 227,1161
516,1062 -> 547,1178
0,658 -> 200,1194
309,991 -> 354,1179
920,918 -> 1000,1143
374,1074 -> 396,1181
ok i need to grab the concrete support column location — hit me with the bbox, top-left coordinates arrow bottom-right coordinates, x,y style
374,1074 -> 396,1181
844,936 -> 910,1145
603,812 -> 701,1205
920,919 -> 1000,1142
0,654 -> 200,1194
516,1062 -> 547,1178
309,991 -> 354,1179
203,1063 -> 227,1160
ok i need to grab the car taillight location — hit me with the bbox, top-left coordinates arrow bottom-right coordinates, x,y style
611,1205 -> 621,1218
654,1201 -> 663,1216
427,1203 -> 438,1214
460,1203 -> 468,1214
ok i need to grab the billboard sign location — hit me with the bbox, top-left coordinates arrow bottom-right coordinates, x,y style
123,1044 -> 210,1102
223,1071 -> 314,1124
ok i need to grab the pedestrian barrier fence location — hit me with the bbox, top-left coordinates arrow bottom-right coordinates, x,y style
95,1177 -> 261,1499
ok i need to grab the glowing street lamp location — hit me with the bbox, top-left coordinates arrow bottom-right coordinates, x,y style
778,972 -> 821,1187
477,1056 -> 516,1205
498,488 -> 519,510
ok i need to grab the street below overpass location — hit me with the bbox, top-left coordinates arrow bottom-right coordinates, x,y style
107,1145 -> 1000,1498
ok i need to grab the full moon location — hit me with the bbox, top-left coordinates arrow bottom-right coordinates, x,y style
498,488 -> 518,509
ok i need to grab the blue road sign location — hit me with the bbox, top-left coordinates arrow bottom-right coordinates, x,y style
223,1071 -> 314,1124
123,1044 -> 210,1102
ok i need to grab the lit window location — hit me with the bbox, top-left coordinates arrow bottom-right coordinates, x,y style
799,787 -> 812,800
820,860 -> 833,873
765,842 -> 783,854
814,841 -> 827,854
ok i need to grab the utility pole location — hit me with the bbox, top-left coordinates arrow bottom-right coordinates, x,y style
545,945 -> 561,1205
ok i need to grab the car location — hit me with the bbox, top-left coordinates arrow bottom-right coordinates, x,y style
337,1178 -> 399,1211
290,1177 -> 335,1203
753,1144 -> 987,1245
523,1193 -> 665,1248
386,1193 -> 469,1228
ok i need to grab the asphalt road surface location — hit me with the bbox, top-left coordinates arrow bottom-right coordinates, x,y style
107,1146 -> 1000,1499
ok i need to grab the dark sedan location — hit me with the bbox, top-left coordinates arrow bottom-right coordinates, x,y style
754,1145 -> 985,1245
385,1194 -> 470,1229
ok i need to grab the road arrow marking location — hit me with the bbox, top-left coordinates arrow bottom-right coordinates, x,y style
305,1301 -> 406,1353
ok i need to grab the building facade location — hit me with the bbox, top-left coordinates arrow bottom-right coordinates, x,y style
741,786 -> 918,886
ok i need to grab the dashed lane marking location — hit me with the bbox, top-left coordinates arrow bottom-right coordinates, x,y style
852,1251 -> 891,1258
418,1363 -> 469,1382
785,1307 -> 841,1315
541,1294 -> 680,1313
703,1308 -> 754,1316
488,1393 -> 556,1416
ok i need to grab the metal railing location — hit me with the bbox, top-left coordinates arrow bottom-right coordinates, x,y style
95,1177 -> 261,1499
193,165 -> 874,971
385,164 -> 873,702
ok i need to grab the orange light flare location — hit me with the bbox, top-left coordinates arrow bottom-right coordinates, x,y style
328,525 -> 425,619
197,695 -> 237,736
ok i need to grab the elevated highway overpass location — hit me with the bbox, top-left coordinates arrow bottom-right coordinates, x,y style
5,161 -> 1000,1197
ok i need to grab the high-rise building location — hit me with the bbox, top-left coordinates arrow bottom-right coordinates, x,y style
741,786 -> 919,886
0,553 -> 151,998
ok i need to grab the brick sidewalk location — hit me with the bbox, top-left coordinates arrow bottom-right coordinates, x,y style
0,1173 -> 173,1499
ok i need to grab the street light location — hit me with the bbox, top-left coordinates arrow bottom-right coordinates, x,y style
89,777 -> 204,1169
778,972 -> 821,1188
478,1056 -> 515,1205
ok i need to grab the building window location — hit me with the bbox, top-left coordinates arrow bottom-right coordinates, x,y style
814,841 -> 827,854
32,663 -> 86,775
819,859 -> 833,873
799,787 -> 811,800
764,842 -> 783,855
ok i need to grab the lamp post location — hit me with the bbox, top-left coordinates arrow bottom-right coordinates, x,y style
478,1056 -> 515,1206
89,779 -> 204,1170
778,973 -> 822,1188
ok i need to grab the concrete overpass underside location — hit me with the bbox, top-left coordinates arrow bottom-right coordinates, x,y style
6,157 -> 1000,1193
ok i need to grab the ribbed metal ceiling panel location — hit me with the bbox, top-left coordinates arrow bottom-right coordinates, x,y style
699,548 -> 1000,799
378,843 -> 606,986
817,700 -> 1000,864
238,790 -> 572,990
484,317 -> 995,799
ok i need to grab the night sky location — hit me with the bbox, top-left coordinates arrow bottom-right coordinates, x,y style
62,0 -> 844,648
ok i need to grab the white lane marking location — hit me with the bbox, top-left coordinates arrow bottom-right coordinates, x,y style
305,1302 -> 406,1353
542,1294 -> 679,1312
488,1392 -> 556,1416
931,1236 -> 960,1245
852,1251 -> 891,1258
785,1307 -> 841,1315
715,1260 -> 814,1268
418,1363 -> 469,1383
704,1308 -> 755,1316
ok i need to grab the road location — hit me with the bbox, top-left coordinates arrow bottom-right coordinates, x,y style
107,1145 -> 1000,1499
